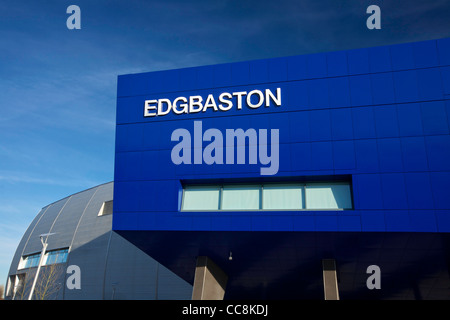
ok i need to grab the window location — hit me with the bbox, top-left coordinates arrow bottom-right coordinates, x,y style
6,274 -> 26,298
305,183 -> 352,209
221,185 -> 260,210
182,186 -> 220,210
263,184 -> 303,210
43,248 -> 69,266
18,253 -> 41,269
181,181 -> 352,211
98,200 -> 113,216
19,248 -> 69,269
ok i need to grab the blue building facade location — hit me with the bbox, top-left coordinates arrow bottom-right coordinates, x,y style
113,38 -> 450,299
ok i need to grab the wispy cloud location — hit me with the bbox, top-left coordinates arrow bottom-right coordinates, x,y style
0,171 -> 100,187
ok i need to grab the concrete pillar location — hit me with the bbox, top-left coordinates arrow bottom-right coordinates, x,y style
322,259 -> 339,300
192,256 -> 228,300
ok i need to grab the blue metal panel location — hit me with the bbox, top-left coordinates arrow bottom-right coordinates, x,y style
306,52 -> 327,79
417,68 -> 444,100
441,66 -> 450,95
397,103 -> 424,136
352,107 -> 377,139
326,50 -> 348,77
249,59 -> 269,83
368,45 -> 392,73
347,47 -> 369,75
430,172 -> 450,209
349,74 -> 372,106
412,40 -> 439,68
404,172 -> 434,209
437,38 -> 450,65
213,63 -> 232,87
268,57 -> 288,82
311,141 -> 333,170
354,139 -> 379,172
400,136 -> 429,172
374,105 -> 400,138
390,42 -> 415,71
377,138 -> 403,172
380,173 -> 408,209
309,109 -> 331,141
393,70 -> 419,103
370,73 -> 396,105
328,77 -> 350,107
231,61 -> 250,86
333,140 -> 355,170
421,101 -> 449,135
426,135 -> 450,171
330,108 -> 353,140
308,78 -> 329,109
361,211 -> 386,231
353,174 -> 383,210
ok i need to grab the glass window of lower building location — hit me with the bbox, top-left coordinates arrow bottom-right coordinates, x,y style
43,248 -> 69,266
18,248 -> 69,270
18,252 -> 41,269
181,181 -> 352,211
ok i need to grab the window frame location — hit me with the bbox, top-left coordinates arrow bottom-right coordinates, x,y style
42,248 -> 69,266
98,200 -> 113,216
18,248 -> 69,270
181,185 -> 221,211
180,181 -> 353,212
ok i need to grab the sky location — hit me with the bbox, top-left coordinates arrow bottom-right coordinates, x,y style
1,0 -> 450,291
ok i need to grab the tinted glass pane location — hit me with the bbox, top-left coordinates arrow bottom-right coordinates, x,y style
305,183 -> 352,209
182,187 -> 220,210
221,186 -> 260,210
263,184 -> 303,209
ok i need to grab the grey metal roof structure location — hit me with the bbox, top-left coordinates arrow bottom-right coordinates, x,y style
6,182 -> 192,300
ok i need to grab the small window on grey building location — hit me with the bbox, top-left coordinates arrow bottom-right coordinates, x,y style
7,273 -> 26,298
18,252 -> 41,269
98,200 -> 113,216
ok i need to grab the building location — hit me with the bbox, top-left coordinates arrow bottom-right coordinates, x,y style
113,37 -> 450,300
7,37 -> 450,300
5,182 -> 191,300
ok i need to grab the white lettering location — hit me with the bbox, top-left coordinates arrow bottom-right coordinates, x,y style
247,90 -> 264,109
265,87 -> 282,107
232,91 -> 247,110
157,98 -> 172,116
144,100 -> 157,117
203,94 -> 218,112
144,88 -> 282,117
173,97 -> 188,115
218,92 -> 233,111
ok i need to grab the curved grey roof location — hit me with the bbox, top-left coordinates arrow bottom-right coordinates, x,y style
7,182 -> 191,300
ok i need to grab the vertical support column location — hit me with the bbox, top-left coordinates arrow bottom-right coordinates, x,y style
192,256 -> 228,300
322,259 -> 339,300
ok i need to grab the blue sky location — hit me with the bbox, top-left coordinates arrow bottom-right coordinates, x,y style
1,0 -> 450,290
